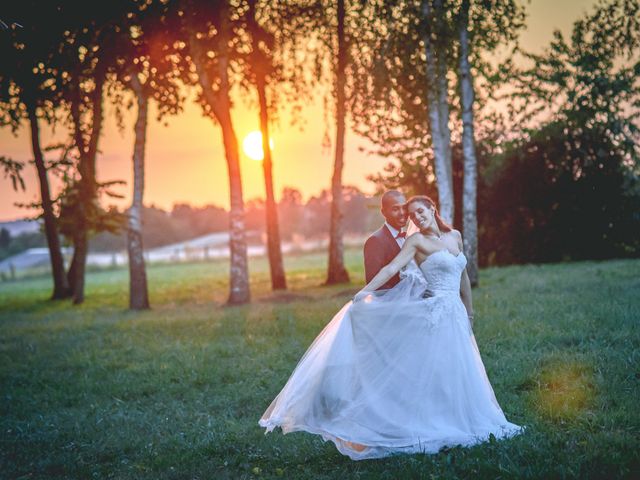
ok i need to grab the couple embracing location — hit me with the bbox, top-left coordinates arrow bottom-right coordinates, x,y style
259,191 -> 523,460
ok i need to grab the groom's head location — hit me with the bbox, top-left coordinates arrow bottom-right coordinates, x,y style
381,190 -> 407,231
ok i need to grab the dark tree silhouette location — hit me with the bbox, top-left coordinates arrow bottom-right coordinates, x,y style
244,0 -> 287,290
0,3 -> 72,299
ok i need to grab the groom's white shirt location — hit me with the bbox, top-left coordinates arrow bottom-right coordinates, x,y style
385,222 -> 405,248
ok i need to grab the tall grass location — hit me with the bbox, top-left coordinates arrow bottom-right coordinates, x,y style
1,250 -> 638,479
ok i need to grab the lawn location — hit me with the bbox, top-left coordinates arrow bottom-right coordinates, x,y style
1,249 -> 639,479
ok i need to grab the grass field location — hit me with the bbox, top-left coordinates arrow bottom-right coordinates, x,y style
1,249 -> 639,479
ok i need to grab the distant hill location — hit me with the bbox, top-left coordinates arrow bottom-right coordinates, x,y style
0,220 -> 41,236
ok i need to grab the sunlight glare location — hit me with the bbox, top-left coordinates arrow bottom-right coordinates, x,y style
242,131 -> 274,161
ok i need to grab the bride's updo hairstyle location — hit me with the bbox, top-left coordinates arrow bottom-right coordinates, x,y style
406,195 -> 453,233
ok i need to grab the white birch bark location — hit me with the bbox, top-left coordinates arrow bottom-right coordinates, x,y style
458,0 -> 479,286
421,0 -> 454,223
326,0 -> 350,284
188,15 -> 250,304
127,74 -> 150,309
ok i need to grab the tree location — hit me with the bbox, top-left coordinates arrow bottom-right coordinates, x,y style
126,74 -> 151,309
457,0 -> 478,284
349,0 -> 457,222
234,0 -> 356,285
485,0 -> 640,264
351,0 -> 525,283
0,3 -> 72,299
47,2 -> 138,304
421,0 -> 455,223
167,0 -> 326,301
455,0 -> 525,284
480,122 -> 640,264
509,0 -> 639,140
155,0 -> 251,304
112,2 -> 184,310
245,0 -> 287,290
242,0 -> 340,286
325,0 -> 351,284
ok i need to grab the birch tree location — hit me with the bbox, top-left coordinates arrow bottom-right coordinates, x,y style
160,0 -> 251,304
457,0 -> 478,284
420,0 -> 454,222
326,0 -> 350,284
126,76 -> 150,309
351,0 -> 525,287
117,3 -> 183,309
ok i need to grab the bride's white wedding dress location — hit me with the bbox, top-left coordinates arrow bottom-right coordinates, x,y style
259,250 -> 523,460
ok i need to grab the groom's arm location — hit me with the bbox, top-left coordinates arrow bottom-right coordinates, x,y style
364,236 -> 385,284
359,236 -> 417,294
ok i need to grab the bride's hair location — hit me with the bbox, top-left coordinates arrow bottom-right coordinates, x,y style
406,195 -> 453,233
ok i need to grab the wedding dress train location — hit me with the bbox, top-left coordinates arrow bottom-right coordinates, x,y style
259,250 -> 523,460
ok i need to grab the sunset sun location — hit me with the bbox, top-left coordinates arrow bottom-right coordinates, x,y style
242,131 -> 274,161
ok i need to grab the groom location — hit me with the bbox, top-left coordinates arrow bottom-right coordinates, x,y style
364,190 -> 408,290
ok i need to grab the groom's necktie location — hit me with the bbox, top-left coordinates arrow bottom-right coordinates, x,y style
395,231 -> 406,247
396,232 -> 406,239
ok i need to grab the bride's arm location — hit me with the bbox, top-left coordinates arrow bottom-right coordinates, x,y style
455,230 -> 474,326
460,270 -> 474,325
355,236 -> 418,298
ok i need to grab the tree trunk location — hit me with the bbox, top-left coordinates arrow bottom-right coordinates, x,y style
71,229 -> 88,305
458,0 -> 478,286
67,247 -> 78,293
257,76 -> 287,290
70,75 -> 105,304
27,101 -> 71,299
436,38 -> 454,210
127,76 -> 150,309
189,24 -> 251,305
326,0 -> 350,285
219,109 -> 251,304
421,0 -> 454,223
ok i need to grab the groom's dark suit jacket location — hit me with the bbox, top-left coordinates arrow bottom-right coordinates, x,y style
364,224 -> 402,290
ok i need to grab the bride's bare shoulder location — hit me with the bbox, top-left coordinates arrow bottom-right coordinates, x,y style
448,229 -> 463,249
406,232 -> 429,247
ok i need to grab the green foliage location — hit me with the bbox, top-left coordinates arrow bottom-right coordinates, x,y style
479,123 -> 640,265
350,0 -> 526,167
0,156 -> 26,192
476,0 -> 640,265
0,2 -> 63,130
369,0 -> 640,265
56,179 -> 127,243
0,251 -> 638,478
510,0 -> 640,138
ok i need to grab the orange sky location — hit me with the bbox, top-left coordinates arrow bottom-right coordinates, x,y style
0,0 -> 595,221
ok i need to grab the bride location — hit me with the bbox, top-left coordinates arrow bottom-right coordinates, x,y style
259,195 -> 523,460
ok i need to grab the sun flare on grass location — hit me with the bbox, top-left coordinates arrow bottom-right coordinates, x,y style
242,131 -> 274,161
